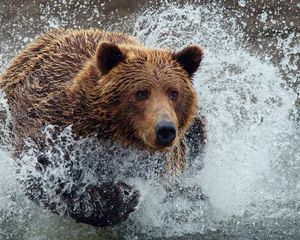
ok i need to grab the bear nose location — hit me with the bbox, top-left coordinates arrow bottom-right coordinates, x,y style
155,121 -> 176,147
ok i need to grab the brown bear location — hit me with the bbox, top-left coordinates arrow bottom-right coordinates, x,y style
0,29 -> 206,227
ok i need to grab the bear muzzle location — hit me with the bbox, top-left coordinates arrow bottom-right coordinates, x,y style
155,120 -> 177,147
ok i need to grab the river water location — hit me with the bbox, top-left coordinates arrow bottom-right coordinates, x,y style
0,1 -> 299,240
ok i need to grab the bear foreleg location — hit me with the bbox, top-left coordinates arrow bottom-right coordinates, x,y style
24,174 -> 140,227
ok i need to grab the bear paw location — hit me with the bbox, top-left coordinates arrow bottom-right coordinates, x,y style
68,181 -> 140,227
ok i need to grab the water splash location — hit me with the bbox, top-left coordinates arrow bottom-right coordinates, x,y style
0,1 -> 299,239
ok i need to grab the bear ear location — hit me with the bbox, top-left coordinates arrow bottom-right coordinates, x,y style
172,45 -> 203,77
96,42 -> 125,75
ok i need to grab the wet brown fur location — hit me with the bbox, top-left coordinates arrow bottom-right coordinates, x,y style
0,29 -> 202,172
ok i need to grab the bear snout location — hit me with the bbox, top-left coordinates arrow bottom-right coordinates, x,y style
155,121 -> 177,147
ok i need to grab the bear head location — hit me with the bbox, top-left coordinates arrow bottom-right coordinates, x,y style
92,42 -> 203,152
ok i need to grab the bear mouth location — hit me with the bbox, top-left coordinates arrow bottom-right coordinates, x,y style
140,135 -> 175,152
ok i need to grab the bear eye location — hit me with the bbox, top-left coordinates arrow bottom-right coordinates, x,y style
135,90 -> 149,101
168,90 -> 179,101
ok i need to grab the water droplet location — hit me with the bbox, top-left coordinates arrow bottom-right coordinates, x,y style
238,0 -> 247,7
